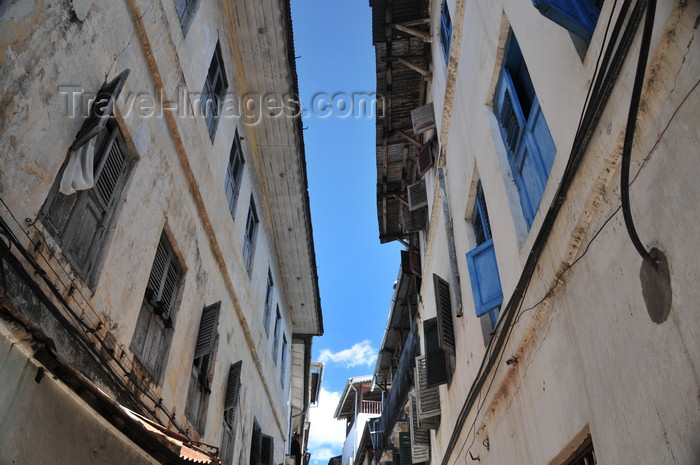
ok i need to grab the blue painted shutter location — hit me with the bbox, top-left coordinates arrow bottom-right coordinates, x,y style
531,0 -> 601,41
466,238 -> 503,317
495,69 -> 556,227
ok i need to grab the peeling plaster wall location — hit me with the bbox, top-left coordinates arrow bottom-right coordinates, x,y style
0,0 -> 302,463
417,0 -> 700,464
0,325 -> 160,465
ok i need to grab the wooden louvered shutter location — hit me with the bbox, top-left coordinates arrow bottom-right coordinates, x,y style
414,356 -> 441,429
93,130 -> 128,210
71,69 -> 130,151
416,141 -> 435,178
145,234 -> 181,321
433,274 -> 455,356
399,432 -> 412,465
407,180 -> 428,211
260,435 -> 274,465
411,102 -> 436,135
403,206 -> 427,233
224,361 -> 242,413
423,319 -> 450,387
408,391 -> 430,463
195,302 -> 220,359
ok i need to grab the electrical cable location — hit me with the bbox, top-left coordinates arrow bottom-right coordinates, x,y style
620,0 -> 657,265
440,1 -> 652,462
0,201 -> 188,435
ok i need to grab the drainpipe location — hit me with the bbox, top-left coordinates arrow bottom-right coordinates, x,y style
438,166 -> 464,317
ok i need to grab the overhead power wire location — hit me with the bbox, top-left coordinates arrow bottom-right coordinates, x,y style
620,0 -> 657,265
439,1 -> 652,463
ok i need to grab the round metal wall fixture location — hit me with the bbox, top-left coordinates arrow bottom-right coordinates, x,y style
639,248 -> 672,324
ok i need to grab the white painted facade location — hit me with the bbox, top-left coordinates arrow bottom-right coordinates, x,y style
0,1 -> 322,464
370,0 -> 699,464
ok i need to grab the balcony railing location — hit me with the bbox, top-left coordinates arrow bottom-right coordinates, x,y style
377,324 -> 418,452
360,400 -> 383,415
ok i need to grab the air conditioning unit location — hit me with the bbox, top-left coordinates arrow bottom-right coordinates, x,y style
285,457 -> 297,465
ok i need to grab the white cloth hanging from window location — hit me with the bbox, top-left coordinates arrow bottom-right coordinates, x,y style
59,137 -> 96,195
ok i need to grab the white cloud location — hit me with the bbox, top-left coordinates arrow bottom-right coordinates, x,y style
318,340 -> 377,368
307,387 -> 346,464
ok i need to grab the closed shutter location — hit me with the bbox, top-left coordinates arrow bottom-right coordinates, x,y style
407,180 -> 428,211
224,361 -> 243,415
466,239 -> 504,317
408,391 -> 430,463
414,356 -> 441,428
433,274 -> 455,356
194,302 -> 221,359
531,0 -> 601,41
416,141 -> 435,177
423,319 -> 450,387
403,206 -> 428,233
260,435 -> 274,465
71,69 -> 130,151
399,432 -> 412,465
411,102 -> 436,135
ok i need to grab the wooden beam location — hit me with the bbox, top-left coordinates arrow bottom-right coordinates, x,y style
397,130 -> 422,148
395,57 -> 432,79
389,18 -> 430,27
391,23 -> 432,42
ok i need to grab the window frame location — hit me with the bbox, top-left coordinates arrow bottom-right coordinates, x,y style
493,31 -> 556,229
173,0 -> 201,35
272,307 -> 281,364
40,120 -> 133,288
221,361 -> 242,465
242,196 -> 259,273
130,231 -> 183,383
531,0 -> 603,42
185,302 -> 221,433
466,180 -> 503,324
280,335 -> 287,386
439,0 -> 453,65
263,269 -> 274,336
225,130 -> 245,220
202,41 -> 228,141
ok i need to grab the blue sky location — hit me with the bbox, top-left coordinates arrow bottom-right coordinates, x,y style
290,0 -> 402,462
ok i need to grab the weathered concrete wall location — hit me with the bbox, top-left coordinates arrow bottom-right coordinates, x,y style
415,0 -> 700,464
0,324 -> 160,465
0,0 -> 307,463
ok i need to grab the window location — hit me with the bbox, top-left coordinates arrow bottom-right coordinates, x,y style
466,181 -> 503,327
272,307 -> 281,364
225,130 -> 245,219
131,232 -> 182,382
414,355 -> 441,429
41,71 -> 132,287
263,269 -> 273,336
220,361 -> 242,465
243,196 -> 259,273
280,335 -> 287,386
493,31 -> 556,229
439,0 -> 452,64
563,436 -> 596,465
423,275 -> 455,387
202,41 -> 228,141
186,302 -> 221,433
173,0 -> 201,33
532,0 -> 603,41
249,421 -> 274,465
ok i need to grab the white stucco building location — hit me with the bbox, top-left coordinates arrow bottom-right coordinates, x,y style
367,0 -> 699,464
0,1 -> 322,464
